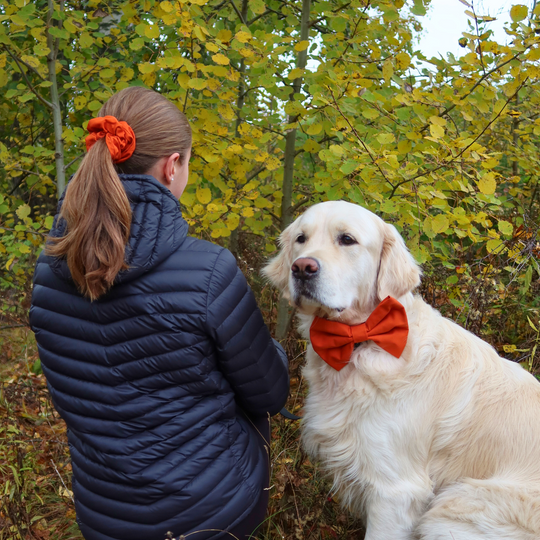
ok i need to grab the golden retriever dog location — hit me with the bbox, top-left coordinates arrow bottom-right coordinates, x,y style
264,201 -> 540,540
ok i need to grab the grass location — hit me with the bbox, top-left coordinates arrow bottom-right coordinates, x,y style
0,327 -> 365,540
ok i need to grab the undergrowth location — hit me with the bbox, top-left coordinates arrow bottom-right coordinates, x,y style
0,328 -> 364,540
1,230 -> 538,539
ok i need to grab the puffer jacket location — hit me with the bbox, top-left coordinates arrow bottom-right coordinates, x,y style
29,174 -> 290,540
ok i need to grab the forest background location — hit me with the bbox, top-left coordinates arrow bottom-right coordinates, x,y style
1,0 -> 540,538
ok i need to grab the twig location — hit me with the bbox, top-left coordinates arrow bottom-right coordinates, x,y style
389,79 -> 527,198
64,152 -> 85,171
229,0 -> 247,24
329,89 -> 395,191
2,46 -> 53,110
50,458 -> 75,504
0,324 -> 28,331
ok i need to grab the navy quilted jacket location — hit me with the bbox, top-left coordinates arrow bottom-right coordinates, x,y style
29,175 -> 290,540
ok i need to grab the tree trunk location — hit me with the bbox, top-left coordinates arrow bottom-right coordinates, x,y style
229,0 -> 249,257
275,0 -> 311,340
47,0 -> 66,199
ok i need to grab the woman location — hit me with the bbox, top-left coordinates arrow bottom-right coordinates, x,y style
29,86 -> 289,540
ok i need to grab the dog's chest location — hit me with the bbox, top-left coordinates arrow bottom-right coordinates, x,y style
301,350 -> 414,485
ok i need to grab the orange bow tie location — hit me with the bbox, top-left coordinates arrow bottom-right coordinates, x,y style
310,296 -> 409,371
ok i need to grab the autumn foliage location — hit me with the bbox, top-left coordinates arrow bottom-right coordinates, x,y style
1,0 -> 540,537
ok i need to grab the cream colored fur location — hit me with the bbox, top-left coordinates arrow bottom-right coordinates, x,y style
264,201 -> 540,540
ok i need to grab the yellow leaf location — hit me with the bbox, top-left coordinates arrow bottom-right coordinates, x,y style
329,144 -> 344,156
242,207 -> 254,217
235,31 -> 251,43
386,155 -> 399,169
19,244 -> 31,254
226,213 -> 240,230
74,95 -> 87,110
212,53 -> 230,65
188,78 -> 207,90
306,123 -> 322,135
144,24 -> 160,39
303,140 -> 320,153
21,55 -> 41,69
218,103 -> 235,120
196,187 -> 211,204
486,238 -> 505,254
429,123 -> 445,139
193,26 -> 206,41
294,40 -> 309,52
139,63 -> 155,74
266,156 -> 281,170
16,204 -> 31,220
432,214 -> 449,234
397,139 -> 412,153
382,59 -> 393,82
510,4 -> 528,22
377,133 -> 395,145
288,68 -> 304,80
478,173 -> 496,195
228,144 -> 243,154
396,52 -> 410,69
429,116 -> 447,127
160,0 -> 173,12
217,29 -> 232,42
206,42 -> 219,53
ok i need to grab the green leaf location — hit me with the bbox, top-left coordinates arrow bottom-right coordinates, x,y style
130,37 -> 145,50
88,100 -> 102,111
49,27 -> 70,40
486,239 -> 505,254
188,78 -> 207,90
498,220 -> 513,237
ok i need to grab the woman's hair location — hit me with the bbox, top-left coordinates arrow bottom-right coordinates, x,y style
46,86 -> 192,301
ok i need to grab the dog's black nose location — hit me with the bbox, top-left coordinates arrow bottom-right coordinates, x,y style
292,258 -> 319,280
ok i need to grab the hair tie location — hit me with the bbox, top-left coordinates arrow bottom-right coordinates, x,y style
85,116 -> 136,163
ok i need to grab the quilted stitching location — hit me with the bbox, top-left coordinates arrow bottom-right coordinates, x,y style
30,175 -> 289,540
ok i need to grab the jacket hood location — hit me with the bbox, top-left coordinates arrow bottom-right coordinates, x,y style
48,174 -> 188,285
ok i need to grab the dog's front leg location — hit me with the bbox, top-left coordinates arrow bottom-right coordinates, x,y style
363,481 -> 433,540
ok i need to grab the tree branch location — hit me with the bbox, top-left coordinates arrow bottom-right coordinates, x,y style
329,90 -> 395,191
229,0 -> 247,24
3,46 -> 53,109
389,79 -> 527,198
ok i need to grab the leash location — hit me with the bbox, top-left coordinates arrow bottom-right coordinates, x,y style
280,407 -> 302,420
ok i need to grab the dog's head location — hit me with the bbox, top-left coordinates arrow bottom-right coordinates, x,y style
263,201 -> 421,321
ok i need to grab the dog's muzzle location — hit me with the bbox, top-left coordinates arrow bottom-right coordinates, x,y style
292,257 -> 320,303
292,257 -> 319,281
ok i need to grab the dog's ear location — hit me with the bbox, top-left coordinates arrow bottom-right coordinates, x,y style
262,224 -> 295,297
377,223 -> 422,301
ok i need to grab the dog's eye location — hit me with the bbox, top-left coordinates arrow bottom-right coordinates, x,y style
339,234 -> 357,246
296,234 -> 306,244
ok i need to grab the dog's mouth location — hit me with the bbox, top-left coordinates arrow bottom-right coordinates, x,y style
293,283 -> 348,316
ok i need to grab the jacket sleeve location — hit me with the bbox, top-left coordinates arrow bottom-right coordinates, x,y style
205,248 -> 290,417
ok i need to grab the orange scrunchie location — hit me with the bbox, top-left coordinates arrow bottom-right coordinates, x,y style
85,116 -> 136,163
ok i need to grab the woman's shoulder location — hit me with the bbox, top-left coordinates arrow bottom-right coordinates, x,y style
167,236 -> 238,276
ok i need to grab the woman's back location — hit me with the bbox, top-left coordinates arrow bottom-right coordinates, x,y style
31,149 -> 289,537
